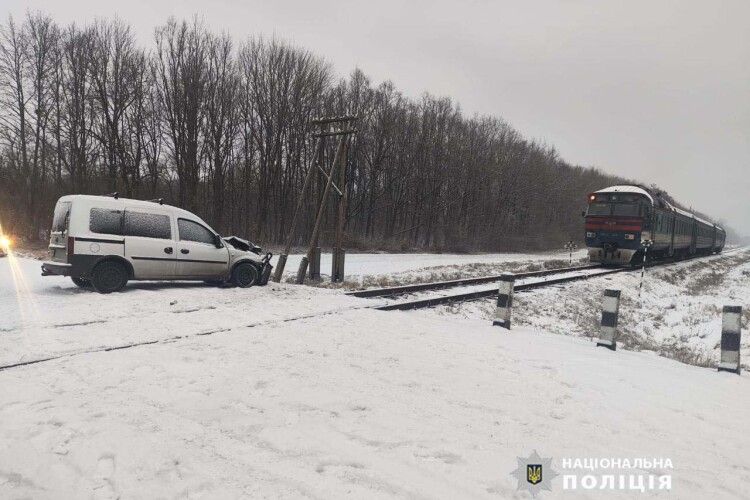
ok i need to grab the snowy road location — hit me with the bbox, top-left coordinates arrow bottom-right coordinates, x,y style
1,252 -> 749,498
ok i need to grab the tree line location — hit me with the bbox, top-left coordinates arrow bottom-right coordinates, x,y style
0,13 -> 629,252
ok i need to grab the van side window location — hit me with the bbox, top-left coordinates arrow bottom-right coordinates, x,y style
90,208 -> 123,235
124,211 -> 172,239
178,219 -> 215,245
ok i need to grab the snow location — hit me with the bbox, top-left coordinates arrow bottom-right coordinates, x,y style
1,251 -> 749,498
448,248 -> 750,367
273,249 -> 589,284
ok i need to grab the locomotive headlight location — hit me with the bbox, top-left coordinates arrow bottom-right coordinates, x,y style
586,231 -> 595,238
624,234 -> 635,240
0,236 -> 10,249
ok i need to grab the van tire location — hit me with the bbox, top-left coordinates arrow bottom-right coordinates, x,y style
232,262 -> 259,288
71,277 -> 91,288
91,260 -> 128,293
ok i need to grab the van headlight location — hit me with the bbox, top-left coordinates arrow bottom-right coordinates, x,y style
586,232 -> 595,238
624,234 -> 635,240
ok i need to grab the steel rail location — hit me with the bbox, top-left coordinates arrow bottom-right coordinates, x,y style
375,268 -> 629,311
374,249 -> 745,311
347,264 -> 600,298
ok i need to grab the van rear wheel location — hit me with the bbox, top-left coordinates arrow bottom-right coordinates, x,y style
71,277 -> 91,288
232,262 -> 259,288
91,261 -> 128,294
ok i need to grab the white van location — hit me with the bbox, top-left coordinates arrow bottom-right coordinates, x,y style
42,194 -> 272,293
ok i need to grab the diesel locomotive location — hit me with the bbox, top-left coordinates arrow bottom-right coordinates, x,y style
584,185 -> 725,265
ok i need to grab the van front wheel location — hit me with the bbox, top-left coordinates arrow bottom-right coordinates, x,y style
232,262 -> 259,288
91,261 -> 128,294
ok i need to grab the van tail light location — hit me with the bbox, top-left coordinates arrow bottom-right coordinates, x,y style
67,236 -> 74,260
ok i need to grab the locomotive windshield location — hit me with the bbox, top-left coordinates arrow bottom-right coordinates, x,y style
587,202 -> 611,216
586,193 -> 650,217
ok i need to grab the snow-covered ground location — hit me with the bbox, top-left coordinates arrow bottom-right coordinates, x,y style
447,248 -> 750,369
1,251 -> 749,498
274,249 -> 589,288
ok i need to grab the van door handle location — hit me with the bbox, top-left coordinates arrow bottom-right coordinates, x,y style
164,247 -> 173,254
180,249 -> 189,254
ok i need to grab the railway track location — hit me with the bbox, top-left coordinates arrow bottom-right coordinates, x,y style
375,266 -> 628,311
360,249 -> 745,311
346,263 -> 600,298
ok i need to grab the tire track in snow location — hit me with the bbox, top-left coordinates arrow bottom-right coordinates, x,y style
0,302 -> 383,373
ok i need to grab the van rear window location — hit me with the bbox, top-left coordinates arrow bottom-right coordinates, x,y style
90,208 -> 123,235
52,201 -> 72,232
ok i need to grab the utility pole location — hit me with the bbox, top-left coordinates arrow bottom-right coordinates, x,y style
332,138 -> 349,282
273,116 -> 357,283
293,116 -> 357,284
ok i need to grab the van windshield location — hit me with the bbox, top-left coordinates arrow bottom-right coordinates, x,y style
52,201 -> 71,232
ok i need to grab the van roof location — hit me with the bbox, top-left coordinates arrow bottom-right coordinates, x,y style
58,194 -> 209,225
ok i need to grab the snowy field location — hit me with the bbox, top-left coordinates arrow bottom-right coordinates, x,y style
447,248 -> 750,368
274,249 -> 589,287
1,250 -> 749,498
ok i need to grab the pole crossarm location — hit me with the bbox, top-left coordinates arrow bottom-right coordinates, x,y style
310,115 -> 358,125
312,129 -> 358,138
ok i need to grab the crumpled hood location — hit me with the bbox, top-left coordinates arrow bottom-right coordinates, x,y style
222,236 -> 262,255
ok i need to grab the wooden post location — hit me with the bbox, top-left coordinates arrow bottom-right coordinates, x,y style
296,137 -> 346,283
273,138 -> 324,282
309,246 -> 321,280
332,139 -> 348,282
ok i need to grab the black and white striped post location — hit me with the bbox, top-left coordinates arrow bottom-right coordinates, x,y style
596,289 -> 621,351
639,239 -> 653,299
718,305 -> 742,375
492,273 -> 515,329
564,240 -> 577,266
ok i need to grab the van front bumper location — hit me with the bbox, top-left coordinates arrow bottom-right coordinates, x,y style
41,261 -> 72,276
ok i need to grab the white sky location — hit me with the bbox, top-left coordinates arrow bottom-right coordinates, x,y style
4,0 -> 749,235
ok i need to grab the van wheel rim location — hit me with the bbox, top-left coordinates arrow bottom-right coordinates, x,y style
100,268 -> 122,289
237,266 -> 256,286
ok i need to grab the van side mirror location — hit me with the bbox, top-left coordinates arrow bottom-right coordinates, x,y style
214,235 -> 223,248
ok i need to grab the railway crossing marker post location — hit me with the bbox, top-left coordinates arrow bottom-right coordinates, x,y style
492,273 -> 515,330
596,289 -> 621,351
639,239 -> 653,300
564,240 -> 577,265
718,306 -> 742,375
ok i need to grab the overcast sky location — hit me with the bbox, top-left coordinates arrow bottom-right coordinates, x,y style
5,0 -> 749,235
